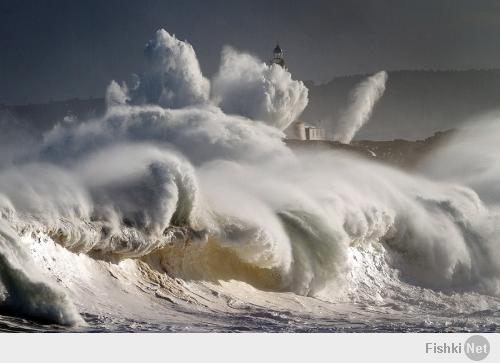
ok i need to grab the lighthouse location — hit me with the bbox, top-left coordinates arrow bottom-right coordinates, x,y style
270,43 -> 286,69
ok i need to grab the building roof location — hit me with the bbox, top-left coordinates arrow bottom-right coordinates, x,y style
274,44 -> 282,54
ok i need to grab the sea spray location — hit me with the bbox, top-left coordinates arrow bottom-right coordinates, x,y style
3,30 -> 499,296
333,71 -> 388,143
211,46 -> 309,130
0,220 -> 83,326
1,30 -> 500,330
134,29 -> 209,108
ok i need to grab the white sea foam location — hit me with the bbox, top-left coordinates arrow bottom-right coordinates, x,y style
212,46 -> 309,130
1,29 -> 500,329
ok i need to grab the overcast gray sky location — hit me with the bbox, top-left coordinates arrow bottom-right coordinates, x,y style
1,0 -> 500,104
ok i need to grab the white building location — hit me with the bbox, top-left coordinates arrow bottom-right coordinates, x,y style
285,120 -> 327,141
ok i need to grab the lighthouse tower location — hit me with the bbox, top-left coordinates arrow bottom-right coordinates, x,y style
270,43 -> 286,69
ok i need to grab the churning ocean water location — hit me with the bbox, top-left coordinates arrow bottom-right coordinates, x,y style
1,29 -> 500,333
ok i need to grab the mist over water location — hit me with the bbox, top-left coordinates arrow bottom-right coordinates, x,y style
1,29 -> 500,332
212,46 -> 309,131
333,71 -> 388,143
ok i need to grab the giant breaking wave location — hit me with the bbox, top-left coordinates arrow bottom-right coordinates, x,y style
1,29 -> 500,331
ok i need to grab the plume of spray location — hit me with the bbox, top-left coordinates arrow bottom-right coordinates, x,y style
109,29 -> 210,108
333,71 -> 388,143
420,112 -> 500,205
106,80 -> 130,107
211,46 -> 309,130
